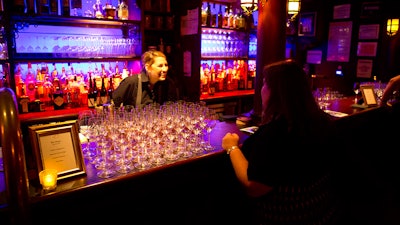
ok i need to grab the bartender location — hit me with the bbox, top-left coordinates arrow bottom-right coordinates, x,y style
112,50 -> 179,108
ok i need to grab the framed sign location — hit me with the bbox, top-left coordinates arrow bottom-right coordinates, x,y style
29,120 -> 86,180
357,42 -> 378,57
360,84 -> 378,106
358,24 -> 380,40
298,12 -> 316,36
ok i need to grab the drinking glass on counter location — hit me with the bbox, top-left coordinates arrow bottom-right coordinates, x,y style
81,101 -> 220,178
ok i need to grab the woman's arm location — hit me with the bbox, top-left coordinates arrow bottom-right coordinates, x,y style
381,75 -> 400,106
222,133 -> 273,197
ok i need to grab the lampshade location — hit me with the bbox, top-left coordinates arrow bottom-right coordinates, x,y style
288,0 -> 301,15
387,18 -> 399,36
241,0 -> 258,15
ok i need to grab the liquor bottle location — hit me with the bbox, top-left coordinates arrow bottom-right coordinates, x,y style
237,60 -> 245,90
208,67 -> 216,96
25,62 -> 36,101
228,7 -> 234,28
49,0 -> 59,15
14,0 -> 27,14
14,65 -> 24,97
211,3 -> 217,27
62,0 -> 70,16
206,2 -> 212,27
87,75 -> 96,108
99,75 -> 108,105
63,77 -> 73,109
53,86 -> 65,110
27,0 -> 36,15
33,85 -> 45,112
71,0 -> 82,16
70,75 -> 81,107
42,75 -> 54,109
222,6 -> 229,28
113,62 -> 122,89
118,0 -> 129,20
201,4 -> 207,26
37,0 -> 50,15
18,87 -> 30,113
217,4 -> 223,28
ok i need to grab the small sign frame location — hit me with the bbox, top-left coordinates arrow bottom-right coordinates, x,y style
360,84 -> 378,106
29,120 -> 86,181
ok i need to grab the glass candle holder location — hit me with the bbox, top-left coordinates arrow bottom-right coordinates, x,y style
39,169 -> 58,191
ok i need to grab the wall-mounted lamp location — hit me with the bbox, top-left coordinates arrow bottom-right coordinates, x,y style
387,18 -> 399,36
241,0 -> 258,15
288,0 -> 301,16
286,0 -> 301,30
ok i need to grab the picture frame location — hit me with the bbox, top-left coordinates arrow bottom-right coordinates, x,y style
357,42 -> 378,57
298,12 -> 316,36
360,84 -> 378,106
29,120 -> 86,181
358,24 -> 380,40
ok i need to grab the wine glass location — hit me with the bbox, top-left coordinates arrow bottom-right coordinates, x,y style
78,110 -> 95,160
353,82 -> 360,104
204,109 -> 218,151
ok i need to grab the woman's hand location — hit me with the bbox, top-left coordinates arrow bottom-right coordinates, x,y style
222,132 -> 239,151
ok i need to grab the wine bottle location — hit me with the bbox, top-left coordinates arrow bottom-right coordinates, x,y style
49,0 -> 59,15
217,4 -> 223,28
99,75 -> 108,106
62,0 -> 70,16
37,0 -> 50,15
87,75 -> 96,108
211,3 -> 217,27
206,2 -> 212,27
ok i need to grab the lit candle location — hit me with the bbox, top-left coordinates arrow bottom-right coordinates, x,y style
39,169 -> 58,191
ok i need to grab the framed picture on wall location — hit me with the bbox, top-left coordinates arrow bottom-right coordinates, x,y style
357,42 -> 378,57
298,12 -> 316,36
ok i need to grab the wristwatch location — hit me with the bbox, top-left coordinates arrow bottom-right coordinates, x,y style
226,146 -> 239,155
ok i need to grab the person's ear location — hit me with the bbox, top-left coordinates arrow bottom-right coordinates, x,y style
144,63 -> 150,72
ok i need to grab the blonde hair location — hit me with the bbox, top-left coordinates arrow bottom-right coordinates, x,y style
141,50 -> 167,70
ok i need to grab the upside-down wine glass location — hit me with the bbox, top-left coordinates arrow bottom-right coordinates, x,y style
204,109 -> 218,151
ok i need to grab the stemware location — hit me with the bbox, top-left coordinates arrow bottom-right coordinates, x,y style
353,82 -> 360,104
204,109 -> 218,151
78,110 -> 95,160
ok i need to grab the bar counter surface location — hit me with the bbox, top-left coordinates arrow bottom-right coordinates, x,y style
4,96 -> 377,201
3,96 -> 399,224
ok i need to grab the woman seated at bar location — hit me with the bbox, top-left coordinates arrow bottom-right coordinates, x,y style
381,74 -> 400,106
222,59 -> 343,224
112,50 -> 179,108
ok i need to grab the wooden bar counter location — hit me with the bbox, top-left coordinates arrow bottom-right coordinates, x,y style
1,95 -> 400,225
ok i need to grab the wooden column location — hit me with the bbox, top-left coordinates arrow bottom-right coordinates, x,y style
252,0 -> 287,118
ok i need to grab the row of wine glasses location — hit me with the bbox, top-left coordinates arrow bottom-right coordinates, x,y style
77,101 -> 219,179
